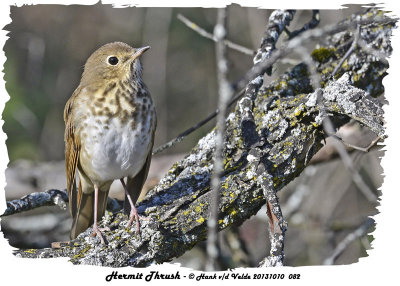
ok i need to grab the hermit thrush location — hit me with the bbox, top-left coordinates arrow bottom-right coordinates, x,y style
64,42 -> 156,244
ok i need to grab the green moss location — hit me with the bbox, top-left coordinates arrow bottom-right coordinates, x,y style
311,47 -> 336,63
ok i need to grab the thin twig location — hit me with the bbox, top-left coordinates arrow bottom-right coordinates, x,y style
177,13 -> 255,56
152,88 -> 245,156
206,7 -> 233,271
1,189 -> 122,217
329,134 -> 382,152
288,10 -> 320,39
331,25 -> 361,78
322,117 -> 378,203
295,45 -> 320,89
323,218 -> 374,265
281,166 -> 316,218
1,189 -> 69,216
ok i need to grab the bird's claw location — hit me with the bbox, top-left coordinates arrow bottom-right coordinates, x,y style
91,225 -> 109,244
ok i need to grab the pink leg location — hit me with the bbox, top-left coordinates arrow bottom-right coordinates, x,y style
90,184 -> 109,244
120,178 -> 142,233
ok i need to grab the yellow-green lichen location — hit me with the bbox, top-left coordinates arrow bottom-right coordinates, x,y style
221,179 -> 229,189
24,249 -> 36,254
294,103 -> 305,117
352,72 -> 363,83
196,217 -> 205,224
72,245 -> 91,260
250,195 -> 264,202
276,80 -> 288,90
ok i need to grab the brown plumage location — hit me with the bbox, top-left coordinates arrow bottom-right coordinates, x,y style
64,42 -> 156,243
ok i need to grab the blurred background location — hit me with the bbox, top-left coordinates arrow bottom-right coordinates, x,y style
1,4 -> 384,268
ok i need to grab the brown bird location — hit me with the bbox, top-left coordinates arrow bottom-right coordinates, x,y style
64,42 -> 156,243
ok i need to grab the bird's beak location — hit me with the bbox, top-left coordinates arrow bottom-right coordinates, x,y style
132,46 -> 150,59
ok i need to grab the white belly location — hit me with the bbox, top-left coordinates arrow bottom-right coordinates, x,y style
80,115 -> 152,183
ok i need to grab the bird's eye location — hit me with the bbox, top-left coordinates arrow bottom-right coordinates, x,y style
107,56 -> 119,65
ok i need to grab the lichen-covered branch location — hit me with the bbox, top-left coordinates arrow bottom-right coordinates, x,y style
2,189 -> 123,217
13,9 -> 393,266
238,9 -> 297,267
2,189 -> 69,216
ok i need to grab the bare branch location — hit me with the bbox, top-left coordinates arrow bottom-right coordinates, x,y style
323,218 -> 374,265
177,13 -> 255,56
206,7 -> 233,271
295,45 -> 320,89
2,189 -> 69,216
2,189 -> 122,217
331,25 -> 361,78
322,117 -> 378,203
329,134 -> 382,153
152,88 -> 245,156
287,10 -> 320,39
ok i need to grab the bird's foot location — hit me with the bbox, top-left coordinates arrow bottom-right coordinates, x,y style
126,206 -> 151,234
91,225 -> 110,244
127,206 -> 140,233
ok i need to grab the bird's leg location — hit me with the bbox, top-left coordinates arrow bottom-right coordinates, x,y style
120,178 -> 143,233
90,184 -> 108,244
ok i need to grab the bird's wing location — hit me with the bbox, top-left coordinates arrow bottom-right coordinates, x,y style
64,87 -> 82,218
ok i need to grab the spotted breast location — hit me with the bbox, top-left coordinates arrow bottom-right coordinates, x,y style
75,82 -> 156,185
